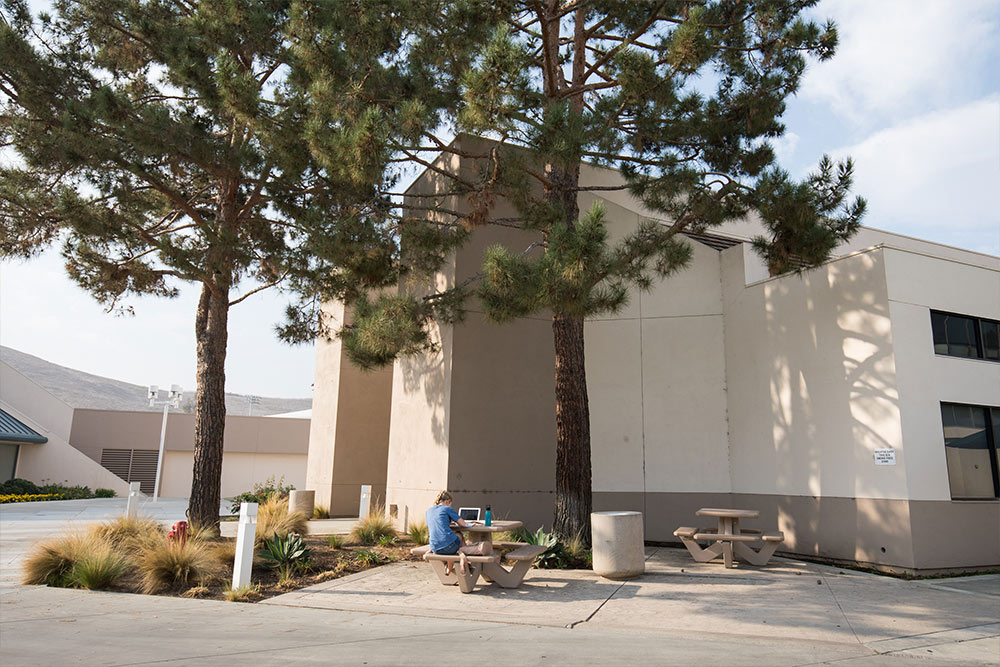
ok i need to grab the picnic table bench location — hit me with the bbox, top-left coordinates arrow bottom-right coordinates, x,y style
674,508 -> 784,568
411,542 -> 547,593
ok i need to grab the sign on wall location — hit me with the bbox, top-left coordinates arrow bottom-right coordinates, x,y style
874,448 -> 896,466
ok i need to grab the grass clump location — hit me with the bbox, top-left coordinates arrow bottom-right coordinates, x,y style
327,534 -> 345,549
181,585 -> 211,598
255,496 -> 308,545
136,538 -> 218,594
22,532 -> 98,586
88,515 -> 164,554
407,522 -> 428,545
224,583 -> 262,603
350,507 -> 396,546
313,505 -> 330,519
65,545 -> 128,590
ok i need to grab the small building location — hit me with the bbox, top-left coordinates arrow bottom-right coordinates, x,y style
1,361 -> 310,499
306,138 -> 999,574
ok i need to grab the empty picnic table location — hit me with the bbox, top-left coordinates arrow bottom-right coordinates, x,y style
412,519 -> 547,593
673,508 -> 784,568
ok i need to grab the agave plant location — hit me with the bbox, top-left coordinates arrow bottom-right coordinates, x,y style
259,532 -> 311,570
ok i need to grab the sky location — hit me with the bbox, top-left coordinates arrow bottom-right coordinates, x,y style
1,0 -> 999,399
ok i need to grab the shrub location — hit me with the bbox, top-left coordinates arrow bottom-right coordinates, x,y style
21,532 -> 97,586
0,478 -> 41,495
136,538 -> 218,594
40,482 -> 92,500
353,549 -> 385,567
65,545 -> 128,590
313,505 -> 330,519
229,475 -> 294,514
350,509 -> 396,546
407,522 -> 428,545
89,515 -> 164,555
94,488 -> 116,498
327,534 -> 345,549
377,534 -> 397,547
255,495 -> 308,545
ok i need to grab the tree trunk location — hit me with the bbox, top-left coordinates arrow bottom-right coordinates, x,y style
188,281 -> 230,533
552,312 -> 592,540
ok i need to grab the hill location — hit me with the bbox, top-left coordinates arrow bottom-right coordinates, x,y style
0,346 -> 312,416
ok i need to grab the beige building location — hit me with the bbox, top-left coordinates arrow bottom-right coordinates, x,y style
307,139 -> 999,573
1,361 -> 310,499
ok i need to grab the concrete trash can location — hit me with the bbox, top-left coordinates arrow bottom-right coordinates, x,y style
289,490 -> 315,520
591,511 -> 644,579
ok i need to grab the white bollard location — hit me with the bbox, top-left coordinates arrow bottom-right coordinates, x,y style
125,482 -> 142,518
358,484 -> 372,520
232,502 -> 258,590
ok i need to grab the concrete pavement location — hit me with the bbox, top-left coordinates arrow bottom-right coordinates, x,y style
1,500 -> 997,665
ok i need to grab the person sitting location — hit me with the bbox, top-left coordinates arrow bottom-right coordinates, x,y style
426,490 -> 468,575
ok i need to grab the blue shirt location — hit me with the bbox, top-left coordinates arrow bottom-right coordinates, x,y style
426,504 -> 460,553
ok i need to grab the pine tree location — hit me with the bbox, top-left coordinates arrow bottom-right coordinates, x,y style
0,0 -> 473,531
340,0 -> 866,541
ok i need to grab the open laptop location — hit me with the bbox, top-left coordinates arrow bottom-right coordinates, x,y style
458,507 -> 481,523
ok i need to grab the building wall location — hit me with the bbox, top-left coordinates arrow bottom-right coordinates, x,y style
882,247 -> 1000,569
0,364 -> 130,494
306,301 -> 393,516
69,408 -> 310,499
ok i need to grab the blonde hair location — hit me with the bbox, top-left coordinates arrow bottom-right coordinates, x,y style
434,490 -> 453,505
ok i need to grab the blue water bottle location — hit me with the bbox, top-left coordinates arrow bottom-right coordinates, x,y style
484,505 -> 492,527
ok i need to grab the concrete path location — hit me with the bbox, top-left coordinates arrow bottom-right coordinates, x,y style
1,500 -> 997,665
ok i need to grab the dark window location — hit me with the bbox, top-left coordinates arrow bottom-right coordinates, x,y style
941,403 -> 1000,500
930,310 -> 999,362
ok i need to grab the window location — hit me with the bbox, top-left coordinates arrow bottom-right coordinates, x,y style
941,403 -> 1000,500
931,310 -> 1000,362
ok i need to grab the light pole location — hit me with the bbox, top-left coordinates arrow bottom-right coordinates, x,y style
247,395 -> 260,416
149,384 -> 183,502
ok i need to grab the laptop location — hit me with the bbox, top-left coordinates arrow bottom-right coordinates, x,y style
458,507 -> 481,523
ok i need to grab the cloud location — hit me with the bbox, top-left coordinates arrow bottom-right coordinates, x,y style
802,0 -> 1000,124
825,96 -> 1000,255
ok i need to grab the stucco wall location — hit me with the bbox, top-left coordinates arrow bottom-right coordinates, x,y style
0,363 -> 130,494
306,301 -> 393,515
69,408 -> 309,499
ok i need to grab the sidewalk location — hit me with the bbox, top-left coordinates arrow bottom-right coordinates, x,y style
1,500 -> 997,665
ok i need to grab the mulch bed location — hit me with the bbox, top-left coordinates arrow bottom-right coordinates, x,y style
111,536 -> 424,602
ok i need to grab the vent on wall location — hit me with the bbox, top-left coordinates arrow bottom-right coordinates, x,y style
100,448 -> 158,494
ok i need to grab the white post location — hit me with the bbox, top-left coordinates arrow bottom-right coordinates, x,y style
153,403 -> 169,501
359,485 -> 372,520
232,502 -> 258,590
125,482 -> 142,518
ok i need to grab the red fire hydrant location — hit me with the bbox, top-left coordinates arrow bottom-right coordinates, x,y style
167,520 -> 188,546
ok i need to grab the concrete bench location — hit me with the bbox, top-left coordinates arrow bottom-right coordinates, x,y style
411,542 -> 548,592
674,520 -> 785,567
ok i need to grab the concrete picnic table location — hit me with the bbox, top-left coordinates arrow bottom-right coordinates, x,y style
673,507 -> 784,568
412,519 -> 548,593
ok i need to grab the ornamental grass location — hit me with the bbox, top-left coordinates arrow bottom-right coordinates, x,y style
22,532 -> 99,586
350,507 -> 396,546
64,545 -> 129,590
407,521 -> 429,545
255,495 -> 308,545
88,515 -> 164,555
136,538 -> 219,594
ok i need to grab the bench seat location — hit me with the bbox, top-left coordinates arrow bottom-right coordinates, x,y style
693,532 -> 762,542
762,532 -> 784,542
673,526 -> 697,539
505,544 -> 547,562
422,552 -> 499,564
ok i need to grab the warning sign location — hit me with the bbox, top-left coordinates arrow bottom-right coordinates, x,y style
874,448 -> 896,466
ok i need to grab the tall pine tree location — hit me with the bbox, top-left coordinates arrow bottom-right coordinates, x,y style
0,0 -> 478,530
339,0 -> 866,540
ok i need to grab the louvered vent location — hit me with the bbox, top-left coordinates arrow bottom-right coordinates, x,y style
100,448 -> 158,494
